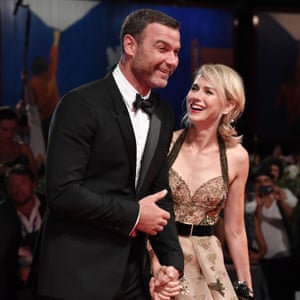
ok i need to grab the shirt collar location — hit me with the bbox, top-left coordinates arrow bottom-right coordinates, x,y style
113,64 -> 151,109
16,194 -> 41,222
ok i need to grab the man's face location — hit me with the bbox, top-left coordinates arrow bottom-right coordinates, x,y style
8,174 -> 34,206
131,23 -> 181,91
254,175 -> 273,195
0,119 -> 17,143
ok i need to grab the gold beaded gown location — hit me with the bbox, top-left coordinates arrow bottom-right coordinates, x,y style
168,130 -> 238,300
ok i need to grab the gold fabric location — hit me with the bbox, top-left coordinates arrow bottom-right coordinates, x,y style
169,168 -> 238,300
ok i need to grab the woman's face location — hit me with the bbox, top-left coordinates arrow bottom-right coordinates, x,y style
186,75 -> 224,126
0,119 -> 17,143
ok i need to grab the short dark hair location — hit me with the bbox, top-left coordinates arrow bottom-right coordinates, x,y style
0,106 -> 18,122
262,156 -> 284,180
6,164 -> 35,183
120,8 -> 180,51
250,164 -> 273,182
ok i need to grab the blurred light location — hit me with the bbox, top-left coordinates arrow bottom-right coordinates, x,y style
233,18 -> 239,26
253,15 -> 259,26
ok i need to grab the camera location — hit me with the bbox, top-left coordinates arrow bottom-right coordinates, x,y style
258,185 -> 273,196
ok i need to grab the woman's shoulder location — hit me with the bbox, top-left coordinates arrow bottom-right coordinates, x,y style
170,129 -> 184,145
172,129 -> 185,140
226,142 -> 249,167
226,143 -> 249,185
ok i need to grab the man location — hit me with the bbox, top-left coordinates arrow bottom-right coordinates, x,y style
6,164 -> 45,299
35,8 -> 184,300
246,164 -> 297,300
263,156 -> 298,214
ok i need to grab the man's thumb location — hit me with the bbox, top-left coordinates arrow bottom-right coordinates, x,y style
153,189 -> 168,202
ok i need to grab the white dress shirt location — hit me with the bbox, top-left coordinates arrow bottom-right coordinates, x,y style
113,65 -> 150,187
113,65 -> 151,236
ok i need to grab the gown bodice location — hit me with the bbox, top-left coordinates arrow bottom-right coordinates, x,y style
169,168 -> 227,226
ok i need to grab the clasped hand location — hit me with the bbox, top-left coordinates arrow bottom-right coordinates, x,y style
149,266 -> 182,300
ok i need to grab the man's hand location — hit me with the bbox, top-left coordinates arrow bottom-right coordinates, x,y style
136,190 -> 170,235
272,185 -> 286,203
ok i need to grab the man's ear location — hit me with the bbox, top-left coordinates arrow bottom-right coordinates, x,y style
123,34 -> 137,57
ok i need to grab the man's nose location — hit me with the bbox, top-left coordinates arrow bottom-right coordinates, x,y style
166,52 -> 178,67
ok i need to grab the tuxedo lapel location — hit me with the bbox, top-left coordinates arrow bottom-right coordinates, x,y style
136,113 -> 161,192
116,114 -> 137,180
104,74 -> 137,181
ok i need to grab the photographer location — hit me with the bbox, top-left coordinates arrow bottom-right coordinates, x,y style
246,164 -> 298,300
263,156 -> 298,222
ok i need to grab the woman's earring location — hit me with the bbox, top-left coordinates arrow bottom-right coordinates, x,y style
230,119 -> 236,128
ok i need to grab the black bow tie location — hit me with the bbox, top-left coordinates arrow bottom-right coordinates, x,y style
133,94 -> 154,115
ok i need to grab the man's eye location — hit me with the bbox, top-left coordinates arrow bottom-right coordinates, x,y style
158,47 -> 167,52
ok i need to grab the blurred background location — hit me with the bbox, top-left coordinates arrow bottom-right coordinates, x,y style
1,0 -> 300,157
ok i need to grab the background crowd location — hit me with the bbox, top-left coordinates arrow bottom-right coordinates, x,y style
0,30 -> 58,298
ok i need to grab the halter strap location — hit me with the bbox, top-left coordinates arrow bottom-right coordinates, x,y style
167,129 -> 187,169
167,128 -> 229,189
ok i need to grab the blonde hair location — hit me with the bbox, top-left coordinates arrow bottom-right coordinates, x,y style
183,63 -> 246,145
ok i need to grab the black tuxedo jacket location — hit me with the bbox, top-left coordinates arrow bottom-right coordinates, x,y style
0,194 -> 21,300
36,73 -> 183,300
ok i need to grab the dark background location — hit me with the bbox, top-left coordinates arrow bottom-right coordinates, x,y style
1,0 -> 300,157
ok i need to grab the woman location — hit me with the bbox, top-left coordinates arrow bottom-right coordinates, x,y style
151,64 -> 253,300
0,106 -> 38,193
